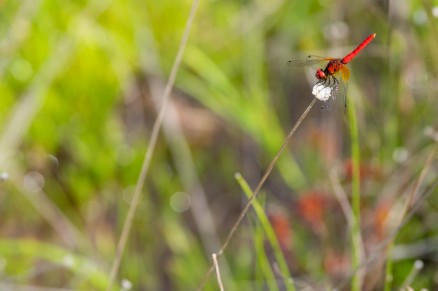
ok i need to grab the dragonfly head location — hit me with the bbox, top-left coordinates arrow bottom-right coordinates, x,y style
315,68 -> 327,80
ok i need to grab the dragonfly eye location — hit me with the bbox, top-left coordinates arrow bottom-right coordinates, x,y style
315,69 -> 326,80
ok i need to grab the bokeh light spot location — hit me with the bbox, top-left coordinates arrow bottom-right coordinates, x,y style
23,171 -> 45,193
170,192 -> 191,212
121,279 -> 133,290
10,58 -> 33,81
393,148 -> 409,163
0,172 -> 9,181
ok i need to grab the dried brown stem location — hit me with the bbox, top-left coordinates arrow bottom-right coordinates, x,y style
196,98 -> 316,290
106,0 -> 200,289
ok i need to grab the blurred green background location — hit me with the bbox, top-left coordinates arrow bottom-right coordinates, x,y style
0,0 -> 438,290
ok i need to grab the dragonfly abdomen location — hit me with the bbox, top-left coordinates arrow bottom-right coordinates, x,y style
341,33 -> 376,64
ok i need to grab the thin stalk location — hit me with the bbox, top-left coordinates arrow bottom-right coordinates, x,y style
384,145 -> 437,291
106,0 -> 200,289
383,243 -> 394,291
212,253 -> 225,291
235,173 -> 295,291
347,95 -> 362,291
334,176 -> 438,291
400,260 -> 423,289
196,98 -> 316,290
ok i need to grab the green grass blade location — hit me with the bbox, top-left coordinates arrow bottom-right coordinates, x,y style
235,172 -> 295,291
347,94 -> 362,291
254,216 -> 280,291
0,239 -> 108,289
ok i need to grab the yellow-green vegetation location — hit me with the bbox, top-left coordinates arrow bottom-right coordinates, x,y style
0,0 -> 437,290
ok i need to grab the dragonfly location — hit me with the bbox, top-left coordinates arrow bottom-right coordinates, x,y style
288,33 -> 376,110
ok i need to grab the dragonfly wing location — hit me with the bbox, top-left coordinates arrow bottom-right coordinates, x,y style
340,66 -> 350,81
338,77 -> 348,111
331,67 -> 349,110
312,75 -> 348,111
287,55 -> 333,67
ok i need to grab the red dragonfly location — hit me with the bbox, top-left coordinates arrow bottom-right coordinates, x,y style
288,33 -> 376,109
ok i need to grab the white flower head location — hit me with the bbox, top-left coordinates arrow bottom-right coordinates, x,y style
312,83 -> 333,101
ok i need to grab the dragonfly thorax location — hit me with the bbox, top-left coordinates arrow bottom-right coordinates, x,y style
324,59 -> 343,76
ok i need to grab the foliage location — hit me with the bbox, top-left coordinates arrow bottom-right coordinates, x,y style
0,0 -> 437,290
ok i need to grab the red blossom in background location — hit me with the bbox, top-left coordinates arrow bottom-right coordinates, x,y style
343,159 -> 382,181
323,249 -> 350,278
373,201 -> 391,241
268,212 -> 293,250
296,191 -> 329,234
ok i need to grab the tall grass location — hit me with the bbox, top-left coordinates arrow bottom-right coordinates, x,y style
107,0 -> 200,288
1,0 -> 438,290
197,99 -> 315,290
347,88 -> 363,291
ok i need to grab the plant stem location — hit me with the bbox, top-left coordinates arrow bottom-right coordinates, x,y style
196,98 -> 316,290
383,243 -> 393,291
235,173 -> 295,291
384,145 -> 437,291
106,0 -> 200,289
347,96 -> 362,291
